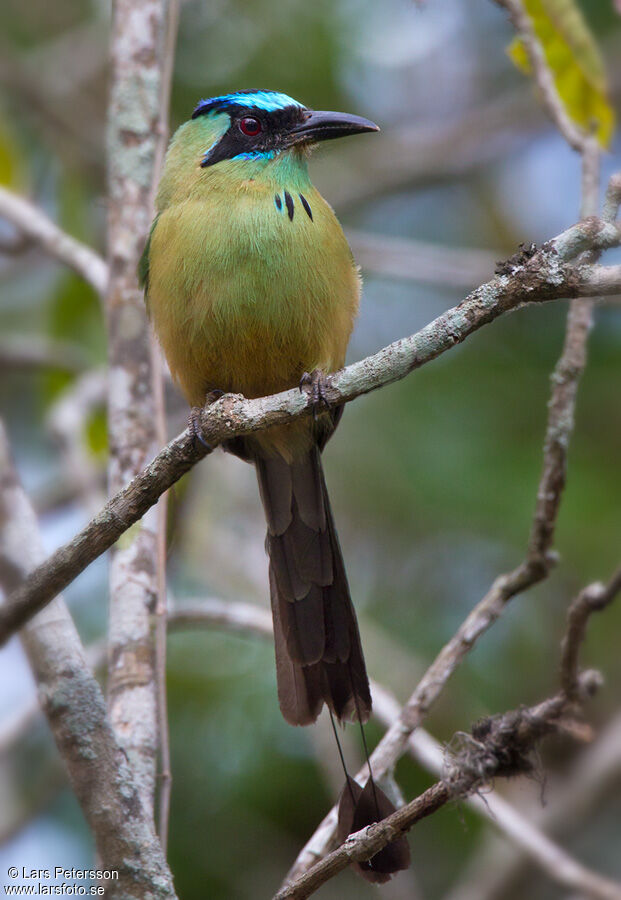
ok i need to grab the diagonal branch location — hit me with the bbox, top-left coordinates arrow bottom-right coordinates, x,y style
275,675 -> 621,900
371,683 -> 621,900
167,598 -> 621,900
277,560 -> 621,900
493,0 -> 589,152
0,185 -> 107,296
0,217 -> 621,646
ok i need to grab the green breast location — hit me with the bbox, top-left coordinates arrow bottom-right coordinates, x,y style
147,158 -> 360,404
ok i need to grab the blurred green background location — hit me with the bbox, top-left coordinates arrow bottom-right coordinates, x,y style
0,1 -> 620,898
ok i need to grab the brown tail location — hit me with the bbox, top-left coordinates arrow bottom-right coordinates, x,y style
255,446 -> 371,726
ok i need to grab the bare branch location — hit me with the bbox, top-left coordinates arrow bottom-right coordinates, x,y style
1,215 -> 620,645
169,597 -> 273,637
0,423 -> 176,900
105,0 -> 177,824
444,711 -> 621,900
276,783 -> 450,900
284,164 -> 620,881
284,560 -> 547,880
372,683 -> 621,900
528,142 -> 608,564
151,2 -> 180,845
46,370 -> 107,517
0,335 -> 89,374
345,229 -> 499,288
167,598 -> 621,900
493,0 -> 588,152
560,566 -> 621,700
284,535 -> 621,897
276,678 -> 621,900
0,185 -> 107,295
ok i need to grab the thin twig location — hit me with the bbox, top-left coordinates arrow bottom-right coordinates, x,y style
0,185 -> 107,296
528,140 -> 603,564
0,335 -> 89,374
560,566 -> 621,700
149,0 -> 179,855
493,0 -> 588,152
1,215 -> 621,645
45,369 -> 107,517
154,347 -> 172,852
443,711 -> 621,900
346,229 -> 499,288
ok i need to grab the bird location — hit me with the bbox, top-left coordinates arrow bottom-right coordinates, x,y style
142,89 -> 412,882
140,89 -> 379,728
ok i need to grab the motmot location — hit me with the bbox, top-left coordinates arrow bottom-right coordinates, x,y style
141,90 -> 378,728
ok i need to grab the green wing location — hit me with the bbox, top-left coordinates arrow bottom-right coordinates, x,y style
138,215 -> 159,309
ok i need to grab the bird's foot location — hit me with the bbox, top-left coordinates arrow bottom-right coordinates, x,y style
188,390 -> 226,450
188,407 -> 212,450
300,369 -> 331,421
205,388 -> 226,405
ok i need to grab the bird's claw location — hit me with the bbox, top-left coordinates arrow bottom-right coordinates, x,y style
189,390 -> 227,450
300,369 -> 331,421
188,407 -> 212,451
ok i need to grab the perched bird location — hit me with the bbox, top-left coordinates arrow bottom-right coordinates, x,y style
143,88 -> 411,881
140,89 -> 379,727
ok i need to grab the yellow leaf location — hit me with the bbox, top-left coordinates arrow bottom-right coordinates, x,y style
507,0 -> 615,148
0,117 -> 25,189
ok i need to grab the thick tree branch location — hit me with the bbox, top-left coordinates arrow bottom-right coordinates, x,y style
0,185 -> 107,296
0,423 -> 176,900
105,0 -> 174,824
0,217 -> 620,646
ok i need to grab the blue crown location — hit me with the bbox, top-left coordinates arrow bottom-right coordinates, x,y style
192,89 -> 304,119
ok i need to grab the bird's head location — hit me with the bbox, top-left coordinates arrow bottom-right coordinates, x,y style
190,89 -> 379,169
156,89 -> 379,206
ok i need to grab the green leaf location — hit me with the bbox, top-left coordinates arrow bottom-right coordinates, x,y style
507,0 -> 615,148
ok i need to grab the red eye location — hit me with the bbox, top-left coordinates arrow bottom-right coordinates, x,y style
239,116 -> 262,136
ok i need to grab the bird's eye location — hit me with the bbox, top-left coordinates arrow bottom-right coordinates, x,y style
239,116 -> 262,137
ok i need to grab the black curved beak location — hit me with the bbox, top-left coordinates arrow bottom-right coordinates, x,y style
290,110 -> 379,144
